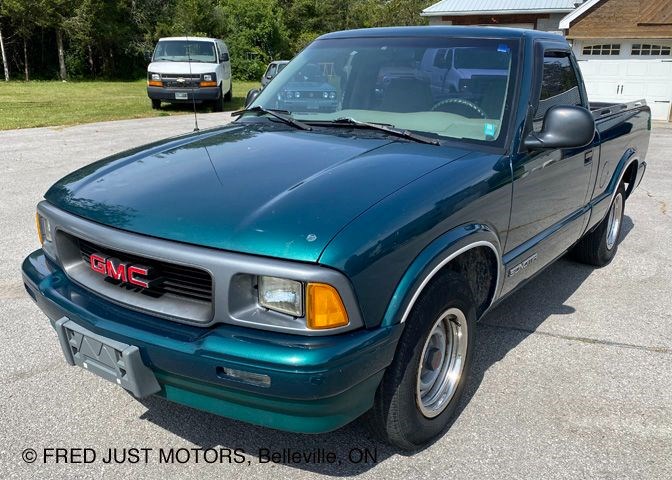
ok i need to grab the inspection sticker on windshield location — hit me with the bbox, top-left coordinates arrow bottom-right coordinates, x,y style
484,123 -> 497,138
497,44 -> 510,53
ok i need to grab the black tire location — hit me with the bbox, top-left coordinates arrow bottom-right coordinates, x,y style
224,80 -> 233,102
212,90 -> 225,112
368,270 -> 476,450
151,99 -> 161,110
572,183 -> 626,267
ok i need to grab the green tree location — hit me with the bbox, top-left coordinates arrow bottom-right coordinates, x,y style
1,0 -> 42,80
41,0 -> 79,80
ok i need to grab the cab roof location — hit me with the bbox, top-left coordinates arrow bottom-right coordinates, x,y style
158,36 -> 220,43
318,25 -> 564,42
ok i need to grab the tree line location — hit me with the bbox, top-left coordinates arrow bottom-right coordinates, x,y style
0,0 -> 430,82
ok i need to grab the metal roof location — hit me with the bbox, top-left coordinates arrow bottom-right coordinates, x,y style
319,25 -> 563,41
422,0 -> 579,16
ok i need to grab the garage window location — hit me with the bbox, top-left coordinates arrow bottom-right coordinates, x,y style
582,44 -> 620,56
631,44 -> 671,56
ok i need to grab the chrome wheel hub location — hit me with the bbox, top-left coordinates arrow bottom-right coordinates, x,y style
606,193 -> 623,250
416,308 -> 468,418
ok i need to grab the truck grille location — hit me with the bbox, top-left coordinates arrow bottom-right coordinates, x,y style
78,238 -> 213,303
161,74 -> 201,89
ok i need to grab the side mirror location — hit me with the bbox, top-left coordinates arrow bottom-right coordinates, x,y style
524,105 -> 595,150
245,88 -> 260,107
220,52 -> 229,62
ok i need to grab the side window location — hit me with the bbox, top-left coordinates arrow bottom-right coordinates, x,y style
433,49 -> 447,67
534,52 -> 582,129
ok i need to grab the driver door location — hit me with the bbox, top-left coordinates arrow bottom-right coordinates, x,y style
503,47 -> 596,294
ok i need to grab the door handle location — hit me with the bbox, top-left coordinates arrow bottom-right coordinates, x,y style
584,150 -> 594,165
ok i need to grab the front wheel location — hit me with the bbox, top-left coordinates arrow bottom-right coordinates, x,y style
368,271 -> 475,450
571,183 -> 625,266
151,99 -> 161,110
212,89 -> 225,112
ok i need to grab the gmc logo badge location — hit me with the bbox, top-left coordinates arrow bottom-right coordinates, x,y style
90,253 -> 152,288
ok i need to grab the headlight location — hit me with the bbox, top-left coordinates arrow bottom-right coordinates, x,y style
203,73 -> 214,82
329,91 -> 336,99
258,276 -> 303,317
150,73 -> 160,81
323,91 -> 329,98
285,91 -> 294,99
257,276 -> 350,329
295,91 -> 301,98
36,213 -> 52,244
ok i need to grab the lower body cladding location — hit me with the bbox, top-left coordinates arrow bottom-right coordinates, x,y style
147,86 -> 221,104
22,250 -> 403,433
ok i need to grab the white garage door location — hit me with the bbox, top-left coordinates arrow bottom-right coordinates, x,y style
574,40 -> 672,121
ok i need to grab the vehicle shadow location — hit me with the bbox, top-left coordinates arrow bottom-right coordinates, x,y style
138,217 -> 633,475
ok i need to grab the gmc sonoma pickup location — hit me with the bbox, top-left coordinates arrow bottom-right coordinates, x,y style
22,27 -> 650,450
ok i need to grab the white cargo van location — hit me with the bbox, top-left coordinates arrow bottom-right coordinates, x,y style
147,37 -> 232,111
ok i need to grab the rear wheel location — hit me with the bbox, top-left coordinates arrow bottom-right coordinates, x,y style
368,271 -> 475,450
572,183 -> 625,266
151,99 -> 161,110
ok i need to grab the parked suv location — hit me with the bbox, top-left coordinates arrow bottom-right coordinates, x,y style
147,37 -> 232,111
261,60 -> 289,87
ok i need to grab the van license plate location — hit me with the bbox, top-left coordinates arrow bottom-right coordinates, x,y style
175,92 -> 188,100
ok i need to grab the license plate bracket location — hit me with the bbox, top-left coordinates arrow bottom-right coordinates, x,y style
54,317 -> 160,398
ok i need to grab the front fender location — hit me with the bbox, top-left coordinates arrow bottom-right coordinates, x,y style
380,224 -> 503,327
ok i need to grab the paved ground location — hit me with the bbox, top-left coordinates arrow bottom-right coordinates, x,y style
0,114 -> 670,479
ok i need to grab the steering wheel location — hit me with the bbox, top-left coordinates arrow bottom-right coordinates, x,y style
431,98 -> 487,119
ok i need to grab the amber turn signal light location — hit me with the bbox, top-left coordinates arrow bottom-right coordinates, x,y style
199,81 -> 217,87
35,212 -> 43,245
147,80 -> 162,87
306,283 -> 349,329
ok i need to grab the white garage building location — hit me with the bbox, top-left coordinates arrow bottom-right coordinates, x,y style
561,0 -> 672,121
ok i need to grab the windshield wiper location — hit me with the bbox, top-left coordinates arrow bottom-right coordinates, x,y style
232,106 -> 312,131
311,117 -> 440,146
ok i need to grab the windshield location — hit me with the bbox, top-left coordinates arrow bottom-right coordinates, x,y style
153,40 -> 216,63
250,36 -> 519,144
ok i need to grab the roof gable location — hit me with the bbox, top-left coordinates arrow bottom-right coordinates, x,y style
561,0 -> 672,39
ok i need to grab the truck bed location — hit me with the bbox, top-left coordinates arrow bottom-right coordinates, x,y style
590,100 -> 647,120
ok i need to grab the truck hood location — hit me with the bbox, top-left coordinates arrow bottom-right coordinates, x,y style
148,61 -> 218,75
45,124 -> 472,262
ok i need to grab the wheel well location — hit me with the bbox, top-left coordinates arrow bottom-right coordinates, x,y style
440,246 -> 498,318
622,161 -> 638,199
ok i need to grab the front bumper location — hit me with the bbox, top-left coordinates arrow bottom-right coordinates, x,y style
147,86 -> 220,103
22,249 -> 403,433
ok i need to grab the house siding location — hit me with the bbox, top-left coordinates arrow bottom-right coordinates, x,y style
567,0 -> 672,39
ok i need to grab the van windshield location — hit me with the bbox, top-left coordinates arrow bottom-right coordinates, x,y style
153,40 -> 216,63
250,36 -> 520,145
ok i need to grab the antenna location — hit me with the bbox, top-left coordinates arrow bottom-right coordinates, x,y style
185,35 -> 200,132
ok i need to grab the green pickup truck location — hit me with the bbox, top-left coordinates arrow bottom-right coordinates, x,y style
22,26 -> 650,450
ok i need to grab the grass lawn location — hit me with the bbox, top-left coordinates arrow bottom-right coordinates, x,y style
0,80 -> 258,130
